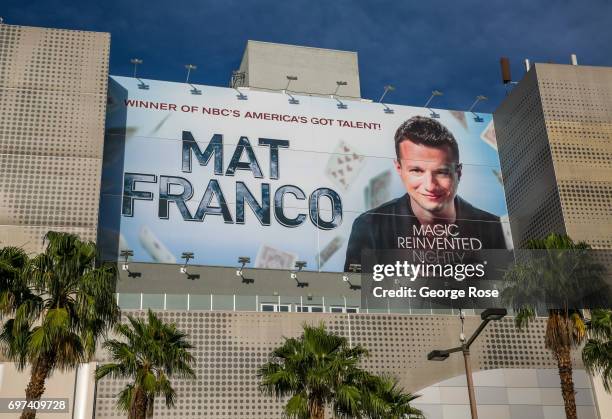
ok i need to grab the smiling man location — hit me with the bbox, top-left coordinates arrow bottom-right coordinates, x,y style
343,116 -> 507,271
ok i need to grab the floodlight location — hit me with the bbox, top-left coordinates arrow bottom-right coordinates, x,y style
378,84 -> 396,103
184,64 -> 197,83
291,261 -> 308,287
468,95 -> 488,122
120,249 -> 134,271
283,77 -> 301,104
481,308 -> 507,321
427,349 -> 450,361
342,275 -> 349,282
180,252 -> 194,274
333,80 -> 348,96
423,90 -> 443,118
285,75 -> 298,91
349,264 -> 361,273
130,58 -> 143,78
236,256 -> 254,283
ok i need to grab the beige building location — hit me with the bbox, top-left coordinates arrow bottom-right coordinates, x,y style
0,22 -> 109,418
494,61 -> 612,417
494,63 -> 612,249
234,40 -> 362,100
0,23 -> 109,254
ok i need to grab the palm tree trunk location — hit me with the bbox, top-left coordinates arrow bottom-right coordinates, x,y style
20,356 -> 53,419
310,400 -> 325,419
556,345 -> 577,419
130,387 -> 148,419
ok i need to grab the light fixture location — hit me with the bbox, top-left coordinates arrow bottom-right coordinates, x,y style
480,307 -> 507,321
184,64 -> 197,83
333,81 -> 348,109
424,90 -> 443,118
120,249 -> 133,271
284,76 -> 300,104
129,58 -> 149,89
130,58 -> 143,78
378,84 -> 395,102
180,252 -> 199,280
119,249 -> 141,278
468,95 -> 488,122
342,263 -> 361,290
427,308 -> 507,419
236,256 -> 253,284
291,261 -> 308,288
427,349 -> 450,361
285,75 -> 298,90
230,70 -> 246,88
378,85 -> 396,114
183,65 -> 201,95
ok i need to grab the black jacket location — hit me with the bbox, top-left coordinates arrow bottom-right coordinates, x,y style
343,194 -> 507,271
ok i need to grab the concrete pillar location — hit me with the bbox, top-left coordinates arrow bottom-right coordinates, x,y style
72,363 -> 97,419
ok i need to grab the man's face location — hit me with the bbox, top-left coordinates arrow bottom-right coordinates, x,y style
394,140 -> 462,215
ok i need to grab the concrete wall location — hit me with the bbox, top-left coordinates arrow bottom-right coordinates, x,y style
93,310 -> 582,418
239,40 -> 361,99
0,23 -> 109,253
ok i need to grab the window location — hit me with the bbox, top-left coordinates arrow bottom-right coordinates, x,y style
329,306 -> 359,313
260,304 -> 291,312
295,305 -> 324,313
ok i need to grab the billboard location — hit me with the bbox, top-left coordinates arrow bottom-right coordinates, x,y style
99,76 -> 512,273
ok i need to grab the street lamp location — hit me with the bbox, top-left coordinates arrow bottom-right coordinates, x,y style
427,308 -> 507,419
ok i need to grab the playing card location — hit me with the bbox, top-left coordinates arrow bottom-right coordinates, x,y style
255,244 -> 298,270
325,141 -> 365,191
316,236 -> 343,269
450,110 -> 468,130
139,225 -> 176,263
480,120 -> 497,150
364,170 -> 392,210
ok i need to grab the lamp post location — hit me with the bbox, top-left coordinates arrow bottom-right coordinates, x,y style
427,308 -> 507,419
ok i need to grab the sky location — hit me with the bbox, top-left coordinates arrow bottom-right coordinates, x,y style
4,0 -> 612,113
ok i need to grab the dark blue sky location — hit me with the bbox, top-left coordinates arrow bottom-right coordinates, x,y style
4,0 -> 612,112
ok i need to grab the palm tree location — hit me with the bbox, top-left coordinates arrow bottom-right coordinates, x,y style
502,233 -> 609,419
96,309 -> 196,419
360,374 -> 424,419
582,309 -> 612,392
258,323 -> 422,419
0,232 -> 119,419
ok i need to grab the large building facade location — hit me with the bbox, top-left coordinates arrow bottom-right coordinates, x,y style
0,23 -> 609,419
494,63 -> 612,249
493,61 -> 612,418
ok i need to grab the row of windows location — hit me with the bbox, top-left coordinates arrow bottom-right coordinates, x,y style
261,303 -> 358,313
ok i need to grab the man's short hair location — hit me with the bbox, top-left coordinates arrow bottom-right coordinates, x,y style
394,116 -> 459,162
